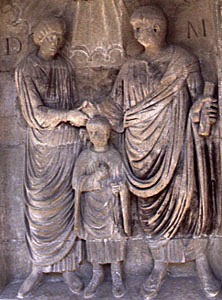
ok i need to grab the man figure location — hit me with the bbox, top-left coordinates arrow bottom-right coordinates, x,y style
72,116 -> 130,298
83,5 -> 219,300
15,17 -> 88,298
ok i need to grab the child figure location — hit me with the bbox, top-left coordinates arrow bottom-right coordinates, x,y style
72,115 -> 130,298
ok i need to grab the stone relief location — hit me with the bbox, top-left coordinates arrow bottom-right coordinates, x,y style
5,1 -> 221,300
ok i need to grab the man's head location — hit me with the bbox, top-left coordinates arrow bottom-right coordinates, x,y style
86,116 -> 111,148
33,17 -> 66,59
130,5 -> 167,49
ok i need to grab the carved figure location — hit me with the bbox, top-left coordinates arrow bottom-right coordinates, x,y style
15,17 -> 88,298
82,5 -> 220,300
72,116 -> 130,298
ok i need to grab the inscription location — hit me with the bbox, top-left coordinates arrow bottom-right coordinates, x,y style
0,37 -> 22,56
187,19 -> 207,38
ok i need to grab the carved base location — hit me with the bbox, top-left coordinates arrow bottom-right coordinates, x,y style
2,275 -> 222,300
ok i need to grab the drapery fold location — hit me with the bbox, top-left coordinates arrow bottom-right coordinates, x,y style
99,45 -> 216,238
15,52 -> 82,267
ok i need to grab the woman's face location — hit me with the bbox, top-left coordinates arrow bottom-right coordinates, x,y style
39,32 -> 64,59
131,18 -> 165,48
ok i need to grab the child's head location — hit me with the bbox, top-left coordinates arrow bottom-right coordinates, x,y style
86,116 -> 111,148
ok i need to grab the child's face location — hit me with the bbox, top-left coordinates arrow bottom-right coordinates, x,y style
87,124 -> 110,148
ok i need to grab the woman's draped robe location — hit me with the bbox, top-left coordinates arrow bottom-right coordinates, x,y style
15,52 -> 83,271
72,146 -> 130,264
97,46 -> 217,261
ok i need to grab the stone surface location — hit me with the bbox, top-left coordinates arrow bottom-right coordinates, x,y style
0,0 -> 222,299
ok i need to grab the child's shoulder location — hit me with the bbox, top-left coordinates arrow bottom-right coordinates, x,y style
107,146 -> 124,163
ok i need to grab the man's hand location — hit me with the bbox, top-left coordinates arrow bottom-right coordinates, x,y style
203,97 -> 218,125
80,101 -> 98,118
67,109 -> 88,127
192,97 -> 218,137
191,97 -> 218,125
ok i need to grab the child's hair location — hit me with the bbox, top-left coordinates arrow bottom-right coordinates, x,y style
86,115 -> 111,133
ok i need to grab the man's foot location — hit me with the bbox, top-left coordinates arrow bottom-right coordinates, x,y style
141,261 -> 167,300
196,255 -> 221,298
84,269 -> 104,299
17,269 -> 43,298
63,271 -> 84,294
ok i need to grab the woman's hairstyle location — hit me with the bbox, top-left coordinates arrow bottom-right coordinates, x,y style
33,17 -> 66,46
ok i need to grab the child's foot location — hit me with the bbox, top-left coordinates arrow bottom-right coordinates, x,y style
84,269 -> 104,298
111,264 -> 126,298
112,281 -> 126,298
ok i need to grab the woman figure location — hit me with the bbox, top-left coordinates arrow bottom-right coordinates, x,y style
15,17 -> 88,298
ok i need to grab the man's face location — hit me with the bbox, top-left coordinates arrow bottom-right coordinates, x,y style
87,125 -> 110,148
131,18 -> 164,48
40,32 -> 64,58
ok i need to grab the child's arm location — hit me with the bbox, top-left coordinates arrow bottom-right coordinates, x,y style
120,182 -> 131,237
77,174 -> 101,192
110,179 -> 131,237
73,161 -> 109,192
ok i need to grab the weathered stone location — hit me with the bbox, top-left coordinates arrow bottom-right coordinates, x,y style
0,1 -> 222,299
1,241 -> 30,282
0,117 -> 25,146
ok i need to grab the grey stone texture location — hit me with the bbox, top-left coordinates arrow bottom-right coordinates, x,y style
0,0 -> 222,299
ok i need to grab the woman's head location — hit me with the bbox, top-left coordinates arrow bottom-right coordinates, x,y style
33,17 -> 66,46
34,17 -> 66,59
